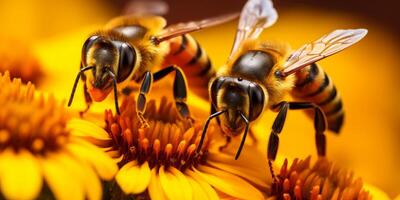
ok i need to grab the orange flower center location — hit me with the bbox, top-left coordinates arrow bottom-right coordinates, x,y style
104,96 -> 215,170
0,38 -> 43,84
0,72 -> 69,154
271,156 -> 372,200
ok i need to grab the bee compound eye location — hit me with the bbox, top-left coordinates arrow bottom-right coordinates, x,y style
82,35 -> 100,65
83,35 -> 99,53
248,84 -> 265,120
117,43 -> 136,82
210,77 -> 225,104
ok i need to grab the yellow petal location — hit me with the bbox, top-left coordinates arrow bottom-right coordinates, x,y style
115,161 -> 138,194
115,161 -> 151,194
186,177 -> 207,200
67,138 -> 118,180
67,118 -> 112,147
104,148 -> 123,163
207,160 -> 268,190
56,152 -> 102,200
185,170 -> 219,200
363,184 -> 391,200
40,152 -> 85,200
186,175 -> 220,200
208,143 -> 271,189
211,145 -> 270,179
0,149 -> 42,200
148,168 -> 168,200
193,165 -> 264,200
209,141 -> 265,168
111,153 -> 124,164
159,166 -> 192,200
78,157 -> 102,200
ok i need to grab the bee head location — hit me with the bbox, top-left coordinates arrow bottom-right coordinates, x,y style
81,35 -> 136,102
80,36 -> 116,101
210,77 -> 266,136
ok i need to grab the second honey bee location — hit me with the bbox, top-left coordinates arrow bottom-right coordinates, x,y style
68,12 -> 238,126
196,0 -> 367,179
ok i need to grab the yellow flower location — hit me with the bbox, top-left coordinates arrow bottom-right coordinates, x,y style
0,37 -> 43,84
0,72 -> 117,200
70,95 -> 271,200
267,156 -> 391,200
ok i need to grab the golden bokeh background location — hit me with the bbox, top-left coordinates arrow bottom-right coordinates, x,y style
0,0 -> 399,198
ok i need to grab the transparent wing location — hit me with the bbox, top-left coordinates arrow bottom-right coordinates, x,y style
155,13 -> 239,43
281,29 -> 368,76
229,0 -> 277,59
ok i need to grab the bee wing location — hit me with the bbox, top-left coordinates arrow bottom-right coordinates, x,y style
155,13 -> 239,43
281,29 -> 368,76
229,0 -> 278,59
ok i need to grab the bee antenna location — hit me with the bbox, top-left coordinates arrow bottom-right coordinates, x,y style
235,112 -> 249,160
197,110 -> 226,154
68,66 -> 95,107
105,68 -> 121,115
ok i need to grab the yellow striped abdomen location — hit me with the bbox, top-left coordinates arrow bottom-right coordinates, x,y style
163,34 -> 215,99
291,63 -> 344,133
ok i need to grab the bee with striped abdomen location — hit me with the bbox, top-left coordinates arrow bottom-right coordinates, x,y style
196,0 -> 367,179
68,13 -> 238,126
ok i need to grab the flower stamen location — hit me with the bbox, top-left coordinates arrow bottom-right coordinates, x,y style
270,156 -> 372,200
0,72 -> 69,154
104,96 -> 216,171
0,39 -> 43,84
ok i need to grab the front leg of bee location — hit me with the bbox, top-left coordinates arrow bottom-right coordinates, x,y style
153,65 -> 193,123
80,82 -> 93,116
79,71 -> 93,116
136,71 -> 153,128
210,104 -> 232,151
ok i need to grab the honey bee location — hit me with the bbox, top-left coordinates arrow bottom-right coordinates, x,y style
196,0 -> 367,179
68,13 -> 238,126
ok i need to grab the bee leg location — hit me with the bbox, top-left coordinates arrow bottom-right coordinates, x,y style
136,71 -> 153,128
68,64 -> 94,117
153,65 -> 193,123
218,136 -> 231,151
288,102 -> 327,157
174,69 -> 193,123
196,110 -> 226,155
79,70 -> 92,116
267,102 -> 289,183
80,82 -> 93,117
212,104 -> 232,151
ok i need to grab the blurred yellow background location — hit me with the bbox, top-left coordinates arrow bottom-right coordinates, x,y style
0,0 -> 399,197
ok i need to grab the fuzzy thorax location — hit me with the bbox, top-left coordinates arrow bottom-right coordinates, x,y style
219,39 -> 295,108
